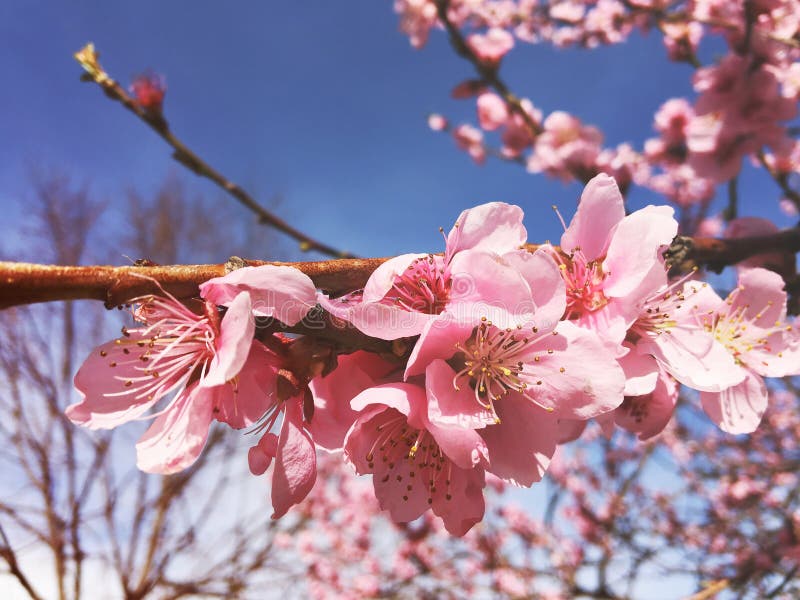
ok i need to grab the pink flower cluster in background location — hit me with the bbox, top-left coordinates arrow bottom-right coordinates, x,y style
67,174 -> 799,534
404,0 -> 800,223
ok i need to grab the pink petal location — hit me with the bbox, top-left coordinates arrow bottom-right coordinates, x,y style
615,369 -> 678,440
446,202 -> 527,258
560,174 -> 625,259
309,351 -> 397,452
432,466 -> 485,536
362,253 -> 426,303
426,359 -> 495,429
200,265 -> 317,326
350,382 -> 423,424
69,335 -> 163,430
701,372 -> 768,434
426,419 -> 489,470
729,267 -> 787,330
480,394 -> 558,486
343,301 -> 434,340
557,418 -> 587,444
603,205 -> 677,299
619,347 -> 659,396
502,248 -> 567,330
522,321 -> 625,419
135,384 -> 215,474
405,316 -> 476,379
202,292 -> 255,387
643,327 -> 745,392
211,341 -> 279,429
342,405 -> 389,473
271,399 -> 317,518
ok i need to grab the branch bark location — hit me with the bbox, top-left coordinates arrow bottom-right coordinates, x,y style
2,228 -> 799,310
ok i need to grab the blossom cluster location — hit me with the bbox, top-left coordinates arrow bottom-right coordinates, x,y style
399,0 -> 800,218
66,174 -> 799,535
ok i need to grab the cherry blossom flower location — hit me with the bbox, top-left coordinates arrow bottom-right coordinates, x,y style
467,28 -> 514,64
697,268 -> 800,433
67,289 -> 272,473
549,173 -> 678,349
318,201 -> 528,340
344,381 -> 488,536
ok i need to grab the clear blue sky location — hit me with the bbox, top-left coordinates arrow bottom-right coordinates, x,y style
0,1 -> 794,262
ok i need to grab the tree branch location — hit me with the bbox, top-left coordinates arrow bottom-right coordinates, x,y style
3,228 -> 799,311
433,0 -> 543,139
0,258 -> 386,309
73,43 -> 354,259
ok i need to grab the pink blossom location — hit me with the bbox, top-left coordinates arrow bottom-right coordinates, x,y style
394,0 -> 438,48
528,111 -> 603,181
551,173 -> 678,348
662,21 -> 703,62
452,123 -> 487,164
248,391 -> 317,519
614,365 -> 678,440
467,28 -> 514,64
68,289 -> 273,473
688,56 -> 797,181
308,350 -> 399,451
627,278 -> 743,393
319,201 -> 528,340
130,71 -> 166,112
698,268 -> 800,433
200,264 -> 318,326
344,382 -> 488,535
427,113 -> 448,131
476,92 -> 508,131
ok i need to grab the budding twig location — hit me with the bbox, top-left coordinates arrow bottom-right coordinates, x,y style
73,43 -> 354,259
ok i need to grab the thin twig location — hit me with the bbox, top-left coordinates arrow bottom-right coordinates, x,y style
73,43 -> 354,259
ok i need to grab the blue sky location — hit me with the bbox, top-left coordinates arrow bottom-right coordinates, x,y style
0,1 -> 794,262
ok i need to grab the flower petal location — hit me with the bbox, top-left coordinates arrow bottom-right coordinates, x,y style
309,351 -> 397,451
202,292 -> 255,387
603,205 -> 677,299
271,399 -> 317,518
446,202 -> 526,258
200,265 -> 317,326
362,253 -> 427,303
701,372 -> 768,434
560,173 -> 625,259
135,384 -> 214,474
426,359 -> 496,430
480,394 -> 558,486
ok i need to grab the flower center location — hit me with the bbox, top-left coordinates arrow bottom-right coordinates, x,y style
365,410 -> 454,504
553,250 -> 608,320
105,295 -> 217,401
386,254 -> 451,315
705,298 -> 788,369
450,319 -> 555,421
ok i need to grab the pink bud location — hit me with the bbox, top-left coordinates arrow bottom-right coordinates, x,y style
130,71 -> 166,112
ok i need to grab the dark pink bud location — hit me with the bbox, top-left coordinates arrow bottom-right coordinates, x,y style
130,71 -> 166,112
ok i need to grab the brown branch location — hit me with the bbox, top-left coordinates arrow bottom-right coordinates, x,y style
4,227 -> 800,311
433,0 -> 543,139
665,228 -> 800,275
73,43 -> 354,259
0,523 -> 45,600
0,258 -> 387,310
